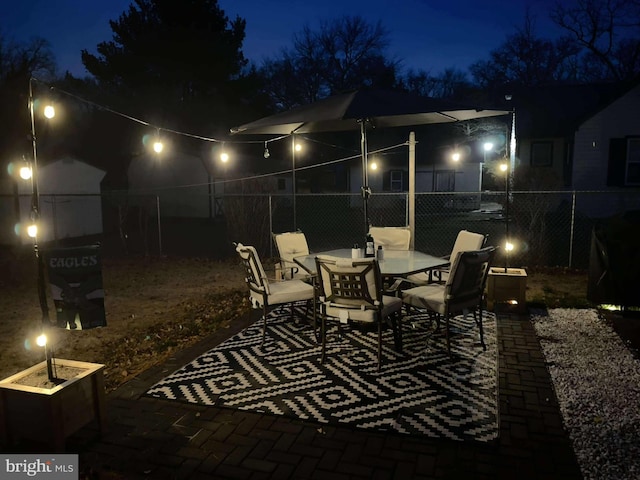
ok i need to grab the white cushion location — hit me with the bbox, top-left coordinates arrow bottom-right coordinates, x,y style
324,295 -> 402,323
405,271 -> 432,285
251,278 -> 314,307
369,226 -> 411,250
402,284 -> 446,314
274,232 -> 310,280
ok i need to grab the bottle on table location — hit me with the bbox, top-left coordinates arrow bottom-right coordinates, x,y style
365,233 -> 375,258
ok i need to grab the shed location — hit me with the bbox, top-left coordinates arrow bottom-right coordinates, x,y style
15,158 -> 106,244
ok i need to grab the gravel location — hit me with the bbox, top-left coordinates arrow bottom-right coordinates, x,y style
531,308 -> 640,480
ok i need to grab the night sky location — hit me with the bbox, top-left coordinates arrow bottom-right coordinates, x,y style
1,0 -> 563,78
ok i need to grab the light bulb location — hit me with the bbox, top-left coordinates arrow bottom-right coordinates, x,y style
27,224 -> 38,238
294,143 -> 302,152
484,142 -> 494,152
153,141 -> 164,154
370,162 -> 378,171
36,333 -> 47,347
505,241 -> 514,252
44,105 -> 55,119
220,152 -> 229,162
452,152 -> 460,162
19,166 -> 32,180
500,163 -> 508,172
263,147 -> 270,158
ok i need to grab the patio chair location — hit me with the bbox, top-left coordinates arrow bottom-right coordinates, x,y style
315,256 -> 403,371
235,243 -> 315,346
368,226 -> 411,250
273,231 -> 312,281
368,226 -> 411,294
401,246 -> 496,357
406,229 -> 487,285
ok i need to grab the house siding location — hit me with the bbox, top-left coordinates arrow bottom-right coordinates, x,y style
573,85 -> 640,190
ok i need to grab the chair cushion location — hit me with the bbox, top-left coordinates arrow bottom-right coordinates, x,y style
402,284 -> 446,314
251,278 -> 314,307
324,295 -> 401,323
405,271 -> 432,285
369,226 -> 411,250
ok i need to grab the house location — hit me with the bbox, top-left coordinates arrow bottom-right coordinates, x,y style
503,81 -> 640,217
507,82 -> 639,186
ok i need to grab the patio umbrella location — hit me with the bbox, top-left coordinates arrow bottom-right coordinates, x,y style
230,88 -> 509,233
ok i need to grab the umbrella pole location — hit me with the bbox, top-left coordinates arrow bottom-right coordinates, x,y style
360,120 -> 370,235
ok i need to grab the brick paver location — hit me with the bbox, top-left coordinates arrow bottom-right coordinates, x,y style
4,311 -> 583,479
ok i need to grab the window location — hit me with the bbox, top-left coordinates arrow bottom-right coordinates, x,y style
390,170 -> 403,191
626,138 -> 640,186
530,141 -> 553,167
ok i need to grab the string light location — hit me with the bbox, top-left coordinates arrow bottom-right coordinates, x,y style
26,78 -> 416,188
220,143 -> 229,162
19,165 -> 33,180
36,333 -> 47,347
43,104 -> 55,119
263,142 -> 270,158
153,129 -> 164,154
27,223 -> 38,238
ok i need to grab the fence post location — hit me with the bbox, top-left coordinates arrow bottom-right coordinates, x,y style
405,192 -> 409,227
568,191 -> 576,268
156,195 -> 162,256
269,194 -> 273,258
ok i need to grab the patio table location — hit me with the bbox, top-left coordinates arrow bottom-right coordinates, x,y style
293,248 -> 448,278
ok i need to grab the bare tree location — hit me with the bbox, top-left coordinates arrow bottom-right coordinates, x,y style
0,33 -> 56,168
400,67 -> 471,98
260,15 -> 399,109
469,13 -> 582,87
551,0 -> 640,80
0,34 -> 56,81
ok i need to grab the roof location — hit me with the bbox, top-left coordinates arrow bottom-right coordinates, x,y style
504,81 -> 640,138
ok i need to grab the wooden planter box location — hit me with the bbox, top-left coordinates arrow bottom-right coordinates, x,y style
0,358 -> 107,451
486,267 -> 528,313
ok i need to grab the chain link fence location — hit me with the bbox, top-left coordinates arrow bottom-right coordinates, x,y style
3,190 -> 639,270
221,190 -> 640,270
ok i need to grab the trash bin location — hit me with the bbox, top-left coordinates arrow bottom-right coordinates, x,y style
45,244 -> 107,329
587,210 -> 640,310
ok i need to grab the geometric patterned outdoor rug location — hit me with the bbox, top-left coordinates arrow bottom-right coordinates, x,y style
146,306 -> 498,442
